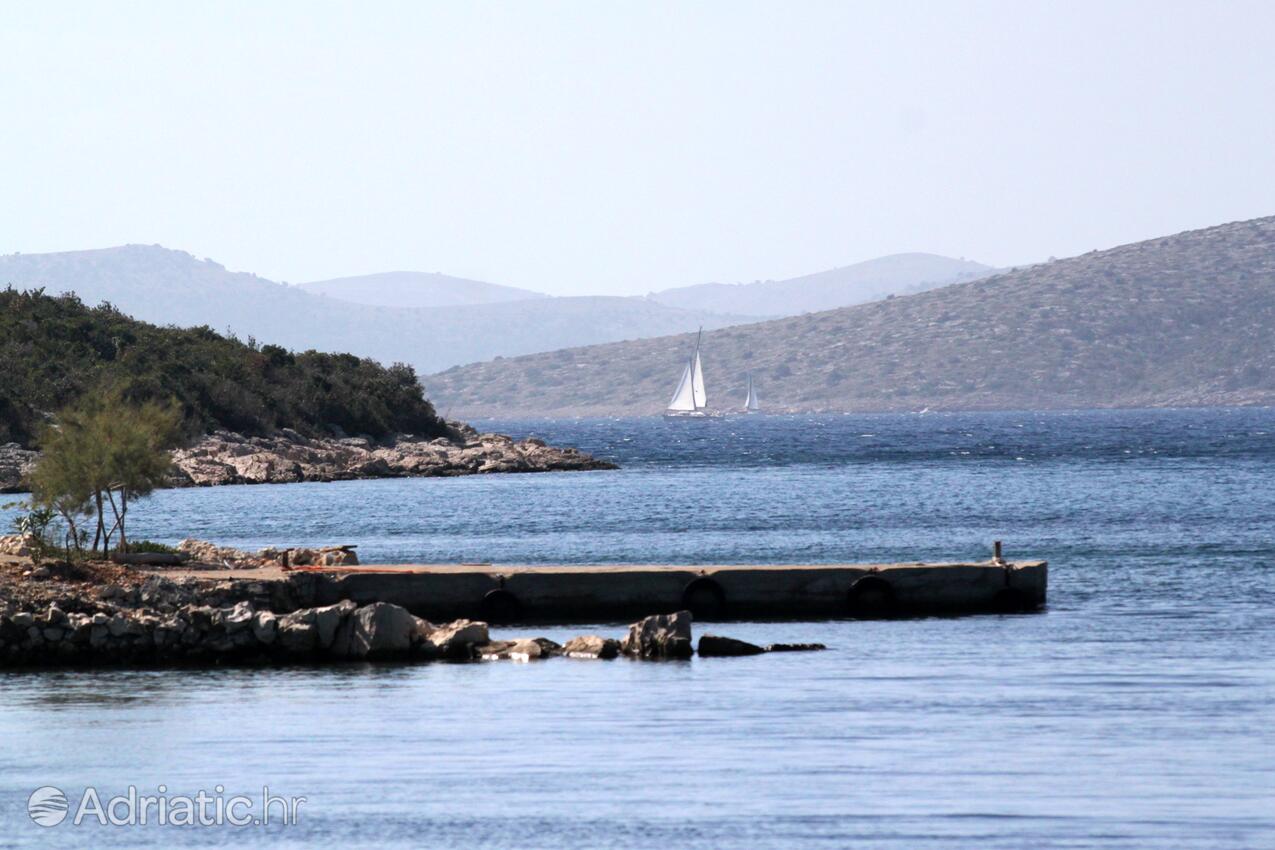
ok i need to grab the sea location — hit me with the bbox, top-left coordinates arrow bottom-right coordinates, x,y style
1,409 -> 1272,849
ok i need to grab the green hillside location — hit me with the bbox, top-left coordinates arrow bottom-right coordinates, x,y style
0,289 -> 448,447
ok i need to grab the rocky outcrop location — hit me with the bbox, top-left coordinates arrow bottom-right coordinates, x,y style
0,535 -> 35,558
764,643 -> 827,652
0,424 -> 615,494
175,539 -> 358,570
621,610 -> 694,659
167,424 -> 614,488
0,444 -> 38,493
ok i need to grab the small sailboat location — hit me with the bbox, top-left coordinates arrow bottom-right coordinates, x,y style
742,372 -> 760,414
665,328 -> 712,418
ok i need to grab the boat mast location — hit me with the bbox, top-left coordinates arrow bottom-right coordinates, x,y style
691,327 -> 703,410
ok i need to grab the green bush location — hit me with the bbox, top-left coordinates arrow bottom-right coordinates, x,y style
126,540 -> 179,555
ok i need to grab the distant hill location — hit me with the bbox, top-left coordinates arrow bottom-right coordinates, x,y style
648,253 -> 993,317
298,271 -> 547,309
425,216 -> 1275,417
0,246 -> 748,373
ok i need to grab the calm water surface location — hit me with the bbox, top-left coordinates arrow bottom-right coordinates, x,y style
1,410 -> 1273,848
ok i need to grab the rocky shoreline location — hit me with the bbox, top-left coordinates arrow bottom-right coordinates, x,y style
0,422 -> 615,493
0,555 -> 822,668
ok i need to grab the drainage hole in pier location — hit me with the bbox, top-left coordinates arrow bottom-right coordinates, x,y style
682,579 -> 727,620
480,590 -> 523,624
846,576 -> 897,618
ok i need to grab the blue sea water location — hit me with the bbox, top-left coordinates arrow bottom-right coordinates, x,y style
1,410 -> 1273,849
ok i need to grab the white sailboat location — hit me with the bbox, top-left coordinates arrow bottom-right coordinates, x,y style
742,372 -> 760,414
665,328 -> 712,418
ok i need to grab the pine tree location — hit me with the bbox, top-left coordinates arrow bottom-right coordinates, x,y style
29,387 -> 181,556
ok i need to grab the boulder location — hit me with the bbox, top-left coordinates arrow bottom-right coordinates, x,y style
252,611 -> 278,644
561,635 -> 621,659
291,548 -> 359,568
330,602 -> 426,659
223,601 -> 255,633
313,600 -> 357,649
621,611 -> 694,659
277,609 -> 319,653
697,635 -> 766,657
419,619 -> 490,660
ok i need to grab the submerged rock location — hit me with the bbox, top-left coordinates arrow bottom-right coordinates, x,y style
764,643 -> 827,652
561,635 -> 621,659
479,637 -> 562,661
697,635 -> 766,657
621,611 -> 694,659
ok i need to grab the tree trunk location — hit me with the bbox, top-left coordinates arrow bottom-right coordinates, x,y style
118,487 -> 128,553
104,488 -> 123,554
57,505 -> 82,556
93,491 -> 105,556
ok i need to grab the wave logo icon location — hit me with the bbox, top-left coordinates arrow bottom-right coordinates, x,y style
27,786 -> 69,827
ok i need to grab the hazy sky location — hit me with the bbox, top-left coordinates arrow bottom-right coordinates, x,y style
3,1 -> 1273,296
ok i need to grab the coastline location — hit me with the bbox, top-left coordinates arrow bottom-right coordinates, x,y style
0,421 -> 615,494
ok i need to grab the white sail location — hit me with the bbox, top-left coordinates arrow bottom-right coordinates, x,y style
666,327 -> 708,415
668,360 -> 697,411
691,350 -> 707,409
744,374 -> 759,412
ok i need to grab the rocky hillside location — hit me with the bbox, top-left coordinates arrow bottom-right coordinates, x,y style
425,216 -> 1275,416
648,253 -> 992,317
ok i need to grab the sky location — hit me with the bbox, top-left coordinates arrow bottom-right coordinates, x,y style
2,1 -> 1274,296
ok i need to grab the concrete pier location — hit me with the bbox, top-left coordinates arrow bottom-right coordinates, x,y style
277,560 -> 1048,623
